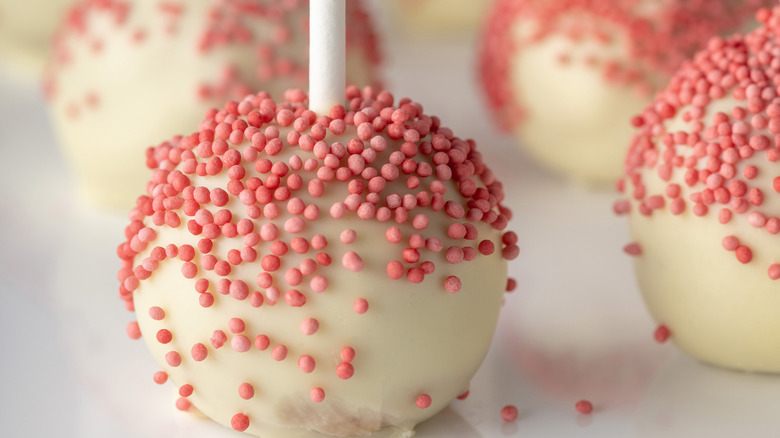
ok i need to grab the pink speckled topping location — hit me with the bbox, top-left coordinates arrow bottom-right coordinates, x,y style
479,0 -> 774,131
617,5 -> 780,281
117,86 -> 518,428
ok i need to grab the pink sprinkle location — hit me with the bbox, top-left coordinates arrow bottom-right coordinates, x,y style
239,383 -> 254,400
407,267 -> 425,283
126,321 -> 141,340
300,318 -> 320,335
228,318 -> 246,333
272,345 -> 288,361
416,394 -> 432,409
478,240 -> 495,255
153,371 -> 168,384
178,384 -> 193,397
769,264 -> 780,280
310,275 -> 328,293
285,217 -> 305,233
337,362 -> 354,379
444,276 -> 462,293
575,400 -> 593,415
176,398 -> 191,412
232,334 -> 251,352
386,226 -> 402,243
250,291 -> 264,307
230,280 -> 249,300
354,298 -> 369,314
501,405 -> 519,422
285,290 -> 306,307
311,387 -> 326,402
165,351 -> 182,367
156,329 -> 172,344
231,413 -> 249,432
654,325 -> 671,343
285,268 -> 303,286
199,291 -> 215,308
387,261 -> 404,279
502,244 -> 520,260
340,229 -> 357,244
342,251 -> 364,272
298,355 -> 316,373
623,242 -> 642,256
722,235 -> 739,251
448,223 -> 466,239
181,262 -> 198,279
445,246 -> 464,264
191,343 -> 208,361
211,330 -> 227,349
341,346 -> 356,362
736,246 -> 753,264
254,335 -> 270,351
457,390 -> 469,400
149,306 -> 165,321
412,214 -> 429,230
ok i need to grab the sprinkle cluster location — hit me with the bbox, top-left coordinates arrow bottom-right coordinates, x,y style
479,0 -> 774,131
117,86 -> 518,433
44,0 -> 382,115
617,6 -> 780,280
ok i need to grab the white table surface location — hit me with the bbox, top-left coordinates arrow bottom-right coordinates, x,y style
2,2 -> 780,437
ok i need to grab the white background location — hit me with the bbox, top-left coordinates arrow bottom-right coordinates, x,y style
2,1 -> 780,437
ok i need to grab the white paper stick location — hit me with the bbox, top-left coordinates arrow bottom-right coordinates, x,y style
309,0 -> 346,114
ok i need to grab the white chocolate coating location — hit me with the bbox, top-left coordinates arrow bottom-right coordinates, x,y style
508,14 -> 654,185
625,94 -> 780,372
386,0 -> 489,36
46,0 -> 380,210
120,90 -> 515,437
0,0 -> 75,75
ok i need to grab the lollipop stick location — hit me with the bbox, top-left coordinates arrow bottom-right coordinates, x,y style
309,0 -> 346,114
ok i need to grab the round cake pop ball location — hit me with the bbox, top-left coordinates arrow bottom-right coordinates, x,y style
480,0 -> 773,185
385,0 -> 489,37
45,0 -> 382,210
0,0 -> 76,75
617,6 -> 780,372
117,86 -> 518,437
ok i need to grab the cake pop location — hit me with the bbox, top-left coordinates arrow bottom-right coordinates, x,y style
479,0 -> 773,184
617,5 -> 780,372
117,2 -> 517,436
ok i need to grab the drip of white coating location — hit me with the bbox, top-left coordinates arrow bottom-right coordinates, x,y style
309,0 -> 346,114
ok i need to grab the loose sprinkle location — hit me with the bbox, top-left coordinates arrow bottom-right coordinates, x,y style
654,325 -> 671,343
501,405 -> 519,422
575,400 -> 593,415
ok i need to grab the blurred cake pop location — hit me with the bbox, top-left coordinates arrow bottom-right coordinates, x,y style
45,0 -> 382,210
0,0 -> 76,76
385,0 -> 489,37
617,5 -> 780,372
480,0 -> 772,184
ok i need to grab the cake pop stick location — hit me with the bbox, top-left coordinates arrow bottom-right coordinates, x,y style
309,0 -> 346,114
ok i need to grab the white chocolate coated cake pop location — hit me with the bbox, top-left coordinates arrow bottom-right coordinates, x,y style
0,0 -> 75,75
45,0 -> 382,210
617,5 -> 780,372
479,0 -> 773,184
117,86 -> 518,437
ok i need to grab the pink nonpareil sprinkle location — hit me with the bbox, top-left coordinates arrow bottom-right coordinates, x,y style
575,400 -> 593,415
501,405 -> 519,422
